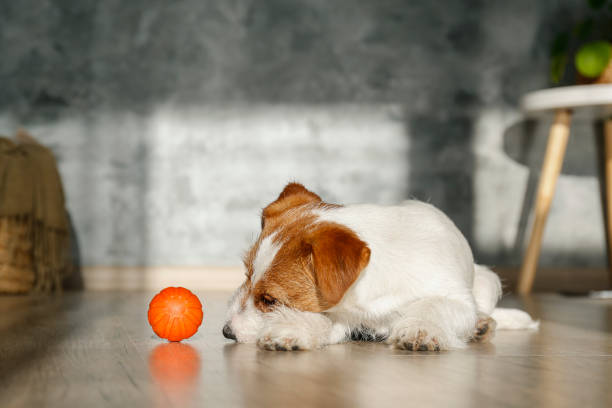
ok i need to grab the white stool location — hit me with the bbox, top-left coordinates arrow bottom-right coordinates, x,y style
517,84 -> 612,294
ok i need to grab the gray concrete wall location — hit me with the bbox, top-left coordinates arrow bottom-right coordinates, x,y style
1,0 -> 605,268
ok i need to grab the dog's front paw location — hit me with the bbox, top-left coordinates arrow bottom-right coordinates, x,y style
387,322 -> 448,351
256,326 -> 321,351
256,306 -> 332,351
257,335 -> 303,351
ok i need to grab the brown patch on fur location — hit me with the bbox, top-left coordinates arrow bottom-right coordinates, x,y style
252,221 -> 369,313
262,183 -> 322,222
243,183 -> 369,313
242,183 -> 320,282
305,223 -> 370,307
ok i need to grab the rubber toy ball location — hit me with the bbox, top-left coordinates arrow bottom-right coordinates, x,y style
148,287 -> 203,341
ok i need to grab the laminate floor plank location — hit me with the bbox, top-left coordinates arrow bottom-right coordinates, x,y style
1,292 -> 611,407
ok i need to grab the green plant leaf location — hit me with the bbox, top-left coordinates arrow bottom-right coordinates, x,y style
550,53 -> 568,83
588,0 -> 606,10
575,41 -> 612,77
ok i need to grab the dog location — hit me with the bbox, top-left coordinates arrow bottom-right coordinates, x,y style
223,183 -> 538,351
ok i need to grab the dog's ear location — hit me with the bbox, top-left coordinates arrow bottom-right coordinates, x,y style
263,183 -> 322,219
305,224 -> 370,308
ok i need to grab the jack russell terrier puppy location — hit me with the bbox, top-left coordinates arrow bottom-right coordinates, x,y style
223,183 -> 538,351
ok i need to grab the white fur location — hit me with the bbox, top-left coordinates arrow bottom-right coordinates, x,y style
252,232 -> 280,284
227,200 -> 538,350
491,308 -> 540,330
472,264 -> 502,315
226,232 -> 281,343
226,292 -> 263,343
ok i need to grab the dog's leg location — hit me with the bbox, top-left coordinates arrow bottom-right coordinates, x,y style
469,265 -> 504,342
256,306 -> 333,351
387,296 -> 477,351
472,264 -> 502,315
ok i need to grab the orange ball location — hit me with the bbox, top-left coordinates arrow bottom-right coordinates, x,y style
148,287 -> 203,341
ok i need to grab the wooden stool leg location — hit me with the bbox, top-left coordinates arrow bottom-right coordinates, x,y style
604,118 -> 612,287
517,109 -> 572,295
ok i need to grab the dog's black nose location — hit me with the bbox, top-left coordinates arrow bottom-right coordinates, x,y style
223,323 -> 237,340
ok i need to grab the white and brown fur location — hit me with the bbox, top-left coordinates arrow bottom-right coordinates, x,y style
223,183 -> 538,351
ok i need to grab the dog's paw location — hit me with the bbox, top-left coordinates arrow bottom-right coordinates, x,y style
387,322 -> 449,351
256,327 -> 321,351
257,335 -> 304,351
255,306 -> 332,351
471,314 -> 497,343
391,329 -> 441,351
256,321 -> 321,351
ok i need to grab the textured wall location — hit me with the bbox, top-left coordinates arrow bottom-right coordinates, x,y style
0,0 -> 605,268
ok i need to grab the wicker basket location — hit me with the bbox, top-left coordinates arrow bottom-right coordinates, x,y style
0,216 -> 35,293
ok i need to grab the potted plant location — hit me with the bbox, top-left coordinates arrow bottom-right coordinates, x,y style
550,0 -> 612,84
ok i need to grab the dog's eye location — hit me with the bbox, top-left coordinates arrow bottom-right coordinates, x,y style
261,215 -> 265,229
261,294 -> 276,306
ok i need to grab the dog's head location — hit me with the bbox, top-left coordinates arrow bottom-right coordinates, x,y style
223,183 -> 370,342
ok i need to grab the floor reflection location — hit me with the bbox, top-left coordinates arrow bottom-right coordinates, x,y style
223,342 -> 359,407
149,342 -> 201,408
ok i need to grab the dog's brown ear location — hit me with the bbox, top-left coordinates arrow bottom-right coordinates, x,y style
263,183 -> 322,219
305,223 -> 370,309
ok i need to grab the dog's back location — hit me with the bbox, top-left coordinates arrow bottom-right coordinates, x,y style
317,200 -> 476,318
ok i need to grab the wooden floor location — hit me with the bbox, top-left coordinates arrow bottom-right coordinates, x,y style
1,292 -> 612,408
